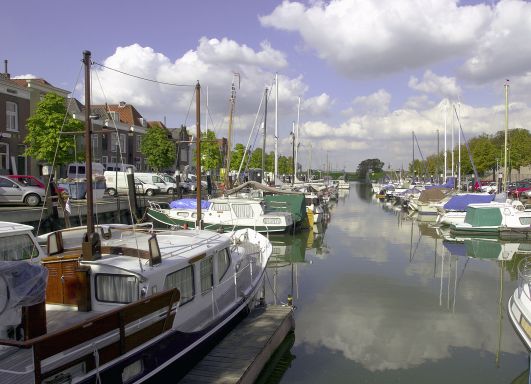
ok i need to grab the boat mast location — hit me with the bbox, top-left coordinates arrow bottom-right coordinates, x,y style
503,80 -> 509,193
444,101 -> 447,181
226,73 -> 239,188
274,73 -> 278,183
295,96 -> 300,183
195,81 -> 202,229
81,50 -> 100,260
262,87 -> 268,184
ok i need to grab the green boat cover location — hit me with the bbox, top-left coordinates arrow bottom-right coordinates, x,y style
464,239 -> 501,259
464,206 -> 502,227
264,194 -> 308,229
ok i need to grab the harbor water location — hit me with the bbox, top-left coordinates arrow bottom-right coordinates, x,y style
262,183 -> 529,383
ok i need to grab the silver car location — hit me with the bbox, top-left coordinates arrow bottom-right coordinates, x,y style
0,175 -> 47,206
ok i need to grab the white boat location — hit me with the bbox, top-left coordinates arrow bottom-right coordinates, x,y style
0,221 -> 272,383
508,257 -> 531,350
450,200 -> 531,237
147,197 -> 294,233
0,51 -> 274,384
436,193 -> 495,226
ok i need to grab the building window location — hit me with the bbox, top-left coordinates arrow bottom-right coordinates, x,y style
136,135 -> 141,150
6,101 -> 18,132
102,156 -> 108,165
111,133 -> 126,153
0,143 -> 8,171
91,134 -> 98,150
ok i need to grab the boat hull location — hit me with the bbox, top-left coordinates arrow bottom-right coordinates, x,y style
147,209 -> 292,233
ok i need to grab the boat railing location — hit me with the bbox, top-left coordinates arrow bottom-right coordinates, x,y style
517,257 -> 531,301
0,289 -> 179,384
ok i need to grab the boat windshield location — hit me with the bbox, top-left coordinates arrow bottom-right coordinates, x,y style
0,234 -> 41,261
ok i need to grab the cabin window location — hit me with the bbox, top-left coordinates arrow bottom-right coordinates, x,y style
95,274 -> 139,303
263,218 -> 281,225
217,248 -> 231,282
200,256 -> 214,294
520,217 -> 531,225
164,266 -> 194,305
232,204 -> 254,218
176,212 -> 189,218
122,359 -> 144,383
0,234 -> 40,261
211,203 -> 230,212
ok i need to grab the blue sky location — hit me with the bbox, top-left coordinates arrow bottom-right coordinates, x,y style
3,0 -> 531,172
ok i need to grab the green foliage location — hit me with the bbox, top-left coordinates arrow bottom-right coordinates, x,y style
278,155 -> 293,175
408,128 -> 531,178
140,125 -> 176,172
249,148 -> 263,169
356,159 -> 384,179
230,143 -> 246,171
198,130 -> 221,171
24,93 -> 84,166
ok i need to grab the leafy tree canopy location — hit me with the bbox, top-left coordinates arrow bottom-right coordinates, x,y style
198,130 -> 221,171
357,159 -> 384,179
24,93 -> 84,166
140,125 -> 176,172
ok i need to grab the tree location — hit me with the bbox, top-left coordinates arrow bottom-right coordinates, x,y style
278,155 -> 293,175
356,159 -> 384,179
249,148 -> 263,169
230,143 -> 246,171
24,93 -> 84,166
140,125 -> 176,172
198,130 -> 222,171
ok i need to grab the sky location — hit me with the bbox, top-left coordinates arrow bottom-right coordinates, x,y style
3,0 -> 531,173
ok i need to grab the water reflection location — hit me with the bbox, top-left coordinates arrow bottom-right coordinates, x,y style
268,183 -> 530,383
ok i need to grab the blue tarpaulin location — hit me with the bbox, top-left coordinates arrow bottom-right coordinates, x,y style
425,177 -> 456,190
443,194 -> 495,211
169,198 -> 211,209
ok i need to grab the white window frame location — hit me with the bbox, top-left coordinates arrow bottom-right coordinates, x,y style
6,101 -> 18,132
111,133 -> 127,153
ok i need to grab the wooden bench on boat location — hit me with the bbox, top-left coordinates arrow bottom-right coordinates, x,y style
0,289 -> 179,384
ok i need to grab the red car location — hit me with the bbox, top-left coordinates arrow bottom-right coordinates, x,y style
508,181 -> 531,199
7,175 -> 65,195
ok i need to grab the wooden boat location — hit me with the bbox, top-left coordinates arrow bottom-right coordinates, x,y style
0,51 -> 273,384
508,257 -> 531,351
0,222 -> 272,384
147,197 -> 294,233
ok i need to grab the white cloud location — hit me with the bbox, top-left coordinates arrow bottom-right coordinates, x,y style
302,93 -> 333,116
260,0 -> 491,77
350,89 -> 391,116
460,0 -> 531,82
408,70 -> 461,98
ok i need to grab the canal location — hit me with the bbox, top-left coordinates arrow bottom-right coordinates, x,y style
262,183 -> 529,383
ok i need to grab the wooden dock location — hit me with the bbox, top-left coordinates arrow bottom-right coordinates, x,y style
180,305 -> 295,384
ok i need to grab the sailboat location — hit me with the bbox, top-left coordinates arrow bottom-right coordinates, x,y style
0,51 -> 273,384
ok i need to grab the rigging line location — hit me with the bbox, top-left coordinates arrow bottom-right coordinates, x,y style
36,61 -> 84,236
183,86 -> 196,128
92,62 -> 194,88
93,71 -> 140,251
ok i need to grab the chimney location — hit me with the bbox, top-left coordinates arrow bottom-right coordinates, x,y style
2,60 -> 10,79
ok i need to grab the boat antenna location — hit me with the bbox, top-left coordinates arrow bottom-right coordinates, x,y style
82,50 -> 101,260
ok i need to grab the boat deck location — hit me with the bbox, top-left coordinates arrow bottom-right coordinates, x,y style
180,305 -> 294,384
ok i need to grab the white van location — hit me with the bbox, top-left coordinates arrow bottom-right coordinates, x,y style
104,171 -> 159,196
67,163 -> 105,179
135,172 -> 176,195
105,163 -> 137,173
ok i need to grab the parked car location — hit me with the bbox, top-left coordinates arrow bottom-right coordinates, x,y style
7,175 -> 65,195
508,181 -> 531,199
0,175 -> 47,206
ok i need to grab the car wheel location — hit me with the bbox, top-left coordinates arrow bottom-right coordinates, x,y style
167,188 -> 174,195
25,194 -> 41,207
146,189 -> 154,197
107,188 -> 117,197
